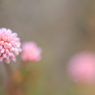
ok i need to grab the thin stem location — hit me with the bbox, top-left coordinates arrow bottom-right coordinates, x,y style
4,62 -> 13,80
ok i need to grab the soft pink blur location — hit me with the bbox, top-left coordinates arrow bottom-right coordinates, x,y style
21,42 -> 42,62
67,52 -> 95,84
0,28 -> 21,63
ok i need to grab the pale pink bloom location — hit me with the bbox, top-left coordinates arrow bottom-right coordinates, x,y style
67,52 -> 95,84
21,42 -> 42,62
0,28 -> 21,63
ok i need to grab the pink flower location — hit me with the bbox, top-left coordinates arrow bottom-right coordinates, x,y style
0,28 -> 21,64
21,42 -> 42,62
67,52 -> 95,84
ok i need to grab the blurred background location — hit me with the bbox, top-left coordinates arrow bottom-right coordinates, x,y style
0,0 -> 95,95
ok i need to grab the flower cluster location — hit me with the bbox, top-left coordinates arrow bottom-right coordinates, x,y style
0,28 -> 42,64
67,52 -> 95,84
0,28 -> 21,63
21,42 -> 42,62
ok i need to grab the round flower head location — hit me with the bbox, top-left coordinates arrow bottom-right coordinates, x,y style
0,28 -> 21,64
21,42 -> 42,62
67,52 -> 95,84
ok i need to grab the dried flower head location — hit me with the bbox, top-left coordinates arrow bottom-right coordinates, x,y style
21,42 -> 42,62
67,52 -> 95,84
0,28 -> 21,63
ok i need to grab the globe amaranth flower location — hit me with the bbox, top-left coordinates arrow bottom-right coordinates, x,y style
0,28 -> 21,63
21,42 -> 42,62
67,52 -> 95,84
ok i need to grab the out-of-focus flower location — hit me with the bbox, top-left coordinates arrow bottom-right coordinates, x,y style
0,28 -> 21,64
21,42 -> 42,62
67,52 -> 95,84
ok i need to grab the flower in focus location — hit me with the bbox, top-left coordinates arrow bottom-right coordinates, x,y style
0,28 -> 21,63
21,42 -> 42,62
67,52 -> 95,84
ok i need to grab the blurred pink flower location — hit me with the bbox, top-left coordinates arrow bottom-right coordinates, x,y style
21,42 -> 42,62
67,52 -> 95,84
0,28 -> 21,64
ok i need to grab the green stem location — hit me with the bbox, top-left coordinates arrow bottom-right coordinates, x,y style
4,62 -> 13,81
